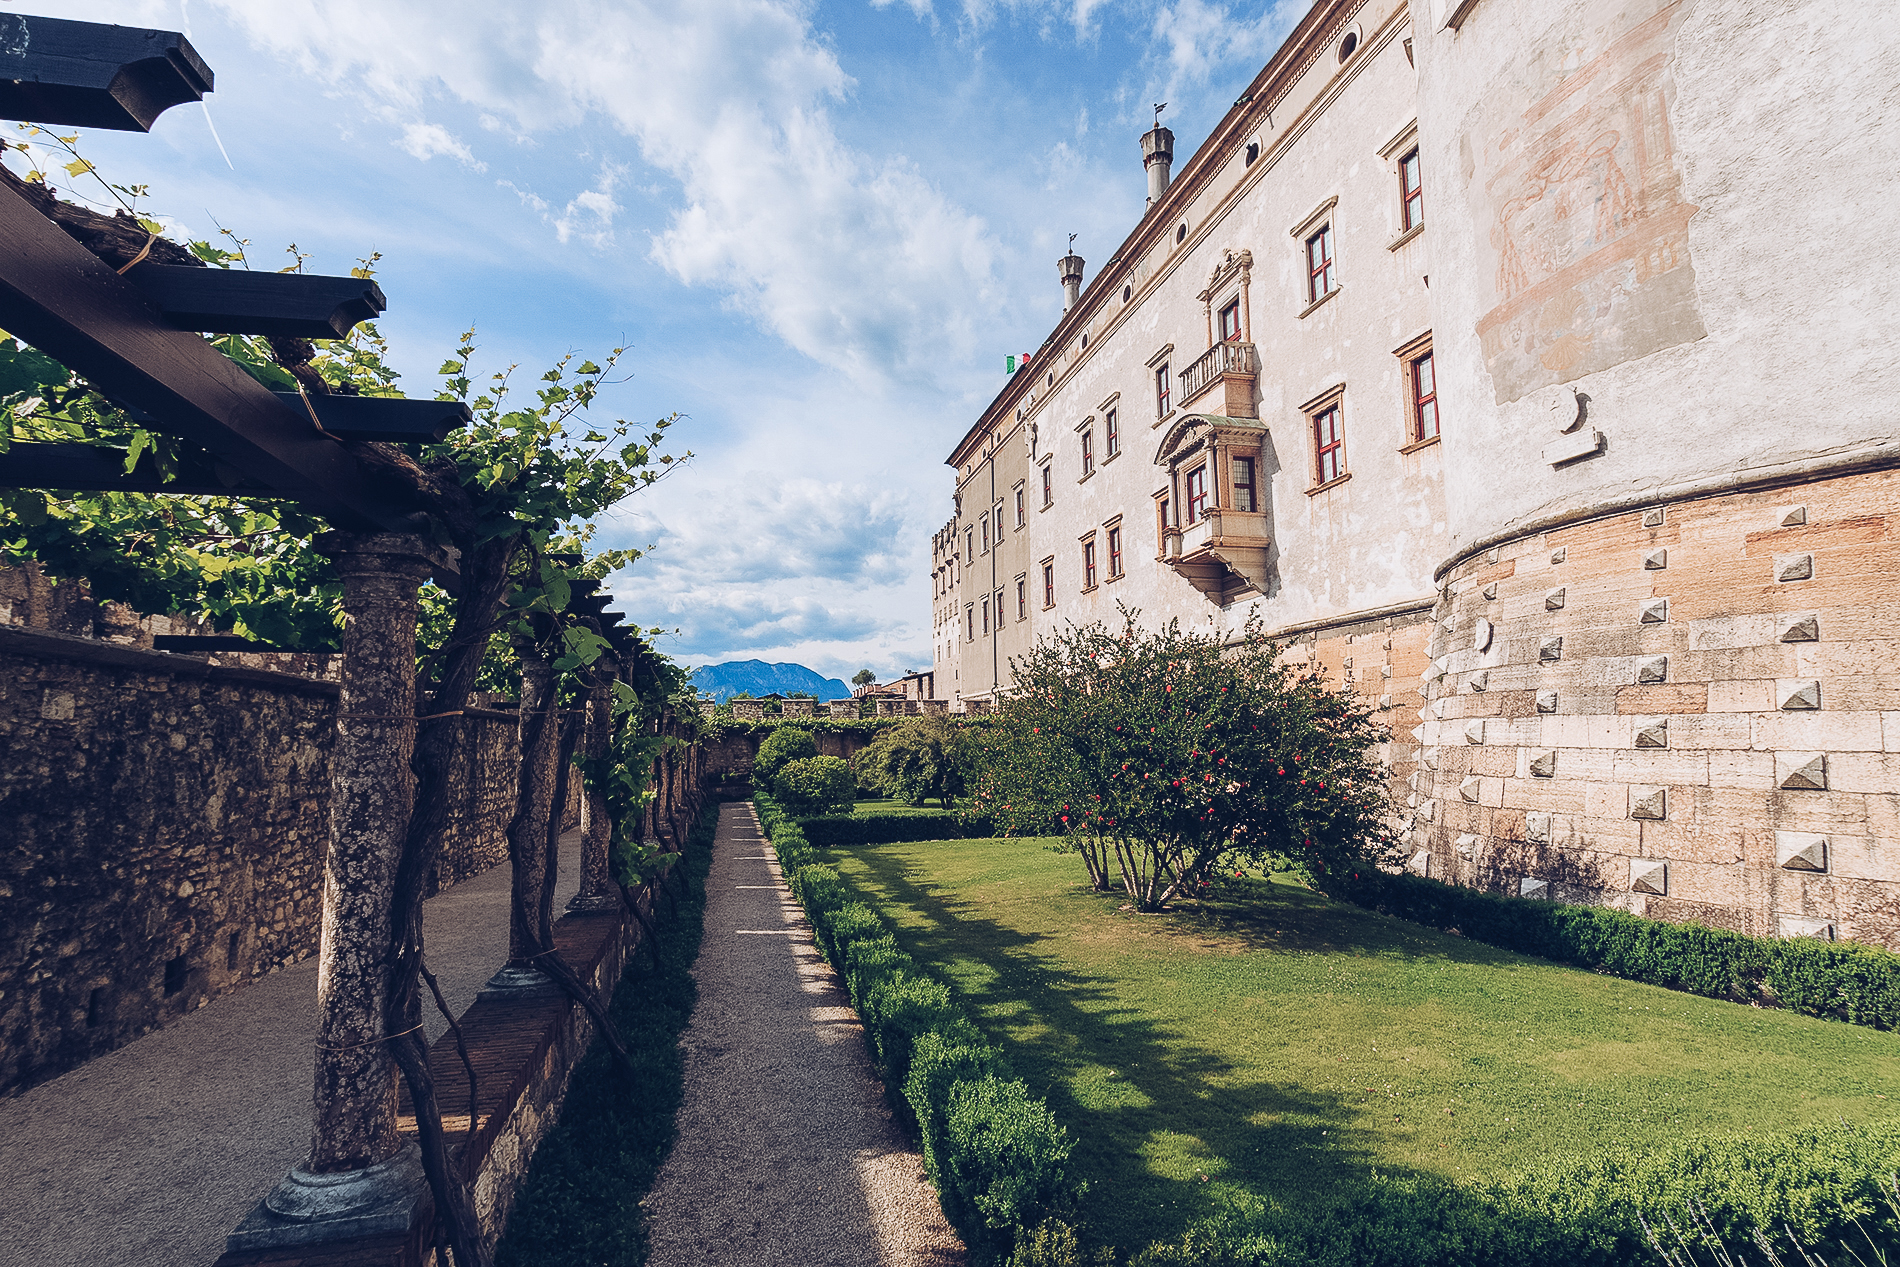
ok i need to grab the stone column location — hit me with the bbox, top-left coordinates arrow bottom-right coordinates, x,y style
567,671 -> 619,913
234,533 -> 437,1245
481,644 -> 562,998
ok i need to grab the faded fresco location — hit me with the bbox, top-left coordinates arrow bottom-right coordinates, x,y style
1470,1 -> 1704,403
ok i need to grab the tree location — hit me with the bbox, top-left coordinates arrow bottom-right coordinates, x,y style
970,607 -> 1399,912
754,726 -> 817,789
775,756 -> 855,816
853,668 -> 876,689
856,714 -> 971,809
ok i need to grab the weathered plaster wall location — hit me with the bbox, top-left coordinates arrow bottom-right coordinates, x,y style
0,626 -> 518,1095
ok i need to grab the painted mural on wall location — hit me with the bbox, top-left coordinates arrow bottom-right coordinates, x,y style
1470,0 -> 1705,403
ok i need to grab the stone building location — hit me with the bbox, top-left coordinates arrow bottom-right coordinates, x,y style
933,0 -> 1900,946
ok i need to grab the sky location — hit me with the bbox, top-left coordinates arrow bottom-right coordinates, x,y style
10,0 -> 1302,681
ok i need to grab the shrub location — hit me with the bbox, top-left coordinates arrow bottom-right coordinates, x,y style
856,715 -> 976,808
798,809 -> 995,847
944,1076 -> 1080,1252
1326,868 -> 1900,1031
775,754 -> 856,816
754,725 -> 817,787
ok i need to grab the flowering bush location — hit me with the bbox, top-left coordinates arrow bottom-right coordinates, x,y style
969,606 -> 1399,911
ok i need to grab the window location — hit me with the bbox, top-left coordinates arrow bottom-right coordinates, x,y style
1155,363 -> 1171,417
966,605 -> 975,641
995,590 -> 1004,629
1014,487 -> 1025,527
1157,496 -> 1171,539
1232,456 -> 1256,512
1306,225 -> 1336,302
1314,403 -> 1346,483
1107,526 -> 1123,577
965,529 -> 974,563
1041,464 -> 1053,507
1016,577 -> 1027,619
982,517 -> 990,553
1081,428 -> 1094,477
1185,465 -> 1208,524
1042,560 -> 1055,608
1105,409 -> 1120,458
1410,349 -> 1439,442
1219,299 -> 1242,342
995,505 -> 1005,540
1083,539 -> 1098,589
981,597 -> 990,635
1400,148 -> 1424,231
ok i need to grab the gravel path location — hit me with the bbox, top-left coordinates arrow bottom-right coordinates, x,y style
643,802 -> 965,1267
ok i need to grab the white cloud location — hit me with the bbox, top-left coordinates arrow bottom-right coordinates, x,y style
552,162 -> 625,246
396,121 -> 485,170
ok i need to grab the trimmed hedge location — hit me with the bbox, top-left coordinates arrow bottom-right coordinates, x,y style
797,808 -> 996,847
1327,868 -> 1900,1031
752,791 -> 1079,1263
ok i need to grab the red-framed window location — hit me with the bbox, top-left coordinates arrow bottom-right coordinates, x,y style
1314,404 -> 1345,484
1232,456 -> 1255,512
1083,539 -> 1098,588
995,589 -> 1004,628
1041,464 -> 1053,506
1157,496 -> 1171,538
1014,487 -> 1024,526
1107,526 -> 1123,577
1400,148 -> 1424,231
1185,465 -> 1209,524
995,505 -> 1005,539
1016,578 -> 1027,619
966,605 -> 975,640
981,517 -> 990,552
1042,561 -> 1055,607
1410,350 -> 1439,442
1081,428 -> 1094,477
965,529 -> 973,562
1306,225 -> 1336,302
1155,363 -> 1171,416
1105,408 -> 1120,458
981,597 -> 990,635
1219,299 -> 1242,341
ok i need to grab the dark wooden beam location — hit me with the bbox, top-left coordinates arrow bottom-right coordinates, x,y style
125,393 -> 472,443
0,441 -> 290,496
0,177 -> 420,532
153,634 -> 296,653
125,265 -> 386,338
0,15 -> 212,132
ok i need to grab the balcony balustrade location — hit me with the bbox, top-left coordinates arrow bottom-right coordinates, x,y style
1177,340 -> 1257,417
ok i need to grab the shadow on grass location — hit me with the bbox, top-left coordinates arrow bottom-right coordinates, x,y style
833,842 -> 1514,1257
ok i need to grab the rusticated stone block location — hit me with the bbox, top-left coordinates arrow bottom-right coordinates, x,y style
1634,718 -> 1669,748
1546,587 -> 1566,611
1469,671 -> 1489,692
1630,858 -> 1668,895
1775,832 -> 1828,872
1540,637 -> 1564,663
1519,877 -> 1549,899
1537,689 -> 1559,713
1525,812 -> 1551,843
1778,915 -> 1834,940
1630,785 -> 1668,819
1408,850 -> 1432,876
1642,548 -> 1668,570
1455,833 -> 1479,857
1550,547 -> 1567,564
1636,656 -> 1669,684
1777,679 -> 1821,711
1459,776 -> 1482,802
1482,582 -> 1498,600
1777,752 -> 1829,790
1474,617 -> 1494,652
1778,612 -> 1820,642
1642,508 -> 1665,528
1529,750 -> 1557,778
1776,553 -> 1814,582
1465,720 -> 1485,744
1778,504 -> 1807,527
1639,598 -> 1669,624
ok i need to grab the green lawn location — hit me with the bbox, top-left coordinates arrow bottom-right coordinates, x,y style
823,835 -> 1900,1256
846,797 -> 956,817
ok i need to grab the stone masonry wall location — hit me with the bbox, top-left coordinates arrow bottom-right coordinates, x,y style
1409,467 -> 1900,948
0,625 -> 519,1095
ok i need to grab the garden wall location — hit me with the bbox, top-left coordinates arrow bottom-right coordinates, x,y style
0,622 -> 520,1096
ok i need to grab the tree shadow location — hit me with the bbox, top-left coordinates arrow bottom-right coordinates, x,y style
835,844 -> 1489,1257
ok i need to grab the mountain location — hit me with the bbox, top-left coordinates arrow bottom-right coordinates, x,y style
688,660 -> 853,703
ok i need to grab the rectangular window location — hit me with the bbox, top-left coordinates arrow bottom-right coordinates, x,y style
1155,363 -> 1171,417
1107,526 -> 1123,577
1306,224 -> 1336,302
995,505 -> 1005,540
1158,496 -> 1171,538
995,589 -> 1004,627
1219,299 -> 1242,342
1041,464 -> 1053,507
966,605 -> 975,641
1081,429 -> 1094,477
1014,487 -> 1025,527
1083,540 -> 1097,589
1314,404 -> 1345,483
1411,349 -> 1439,442
1105,409 -> 1120,458
982,517 -> 990,552
1232,456 -> 1255,513
1185,465 -> 1208,524
1400,148 -> 1424,231
1016,578 -> 1027,619
981,597 -> 990,635
965,529 -> 973,562
1042,561 -> 1055,608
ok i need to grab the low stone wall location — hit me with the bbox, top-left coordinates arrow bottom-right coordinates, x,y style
0,625 -> 519,1095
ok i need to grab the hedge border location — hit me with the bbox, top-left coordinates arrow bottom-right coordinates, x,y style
795,808 -> 995,847
753,791 -> 1080,1264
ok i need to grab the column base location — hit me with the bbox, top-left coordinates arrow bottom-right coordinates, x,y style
476,962 -> 565,1001
226,1143 -> 428,1252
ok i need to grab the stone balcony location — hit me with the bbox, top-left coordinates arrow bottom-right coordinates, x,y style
1177,340 -> 1257,418
1161,506 -> 1271,599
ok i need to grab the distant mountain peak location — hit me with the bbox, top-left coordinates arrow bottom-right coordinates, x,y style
688,660 -> 853,703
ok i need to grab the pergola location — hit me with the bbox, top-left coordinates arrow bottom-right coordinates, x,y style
0,15 -> 646,1265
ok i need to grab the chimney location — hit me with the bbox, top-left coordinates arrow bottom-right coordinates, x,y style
1141,124 -> 1175,204
1058,252 -> 1085,311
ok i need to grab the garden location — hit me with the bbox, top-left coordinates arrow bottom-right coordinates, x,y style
754,612 -> 1900,1267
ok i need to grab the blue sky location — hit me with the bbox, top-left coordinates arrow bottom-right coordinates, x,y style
12,0 -> 1300,680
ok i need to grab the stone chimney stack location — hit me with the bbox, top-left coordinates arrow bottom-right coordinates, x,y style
1142,124 -> 1175,204
1058,252 -> 1085,311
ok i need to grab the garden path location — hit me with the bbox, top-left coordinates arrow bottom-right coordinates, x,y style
642,801 -> 964,1266
0,833 -> 582,1267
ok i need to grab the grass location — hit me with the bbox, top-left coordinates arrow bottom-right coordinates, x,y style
823,834 -> 1900,1259
493,803 -> 716,1267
